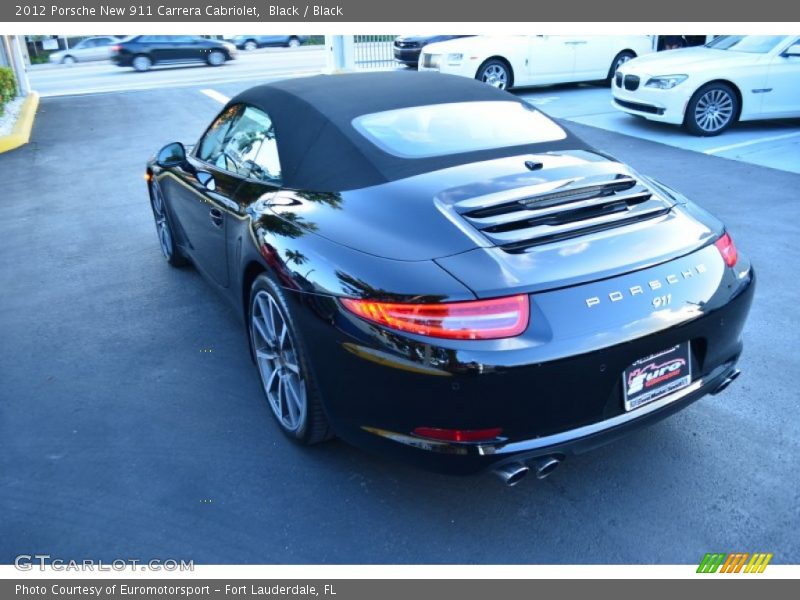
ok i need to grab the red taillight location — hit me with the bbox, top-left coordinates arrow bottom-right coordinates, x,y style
112,45 -> 121,53
715,232 -> 738,267
413,427 -> 503,443
340,294 -> 529,340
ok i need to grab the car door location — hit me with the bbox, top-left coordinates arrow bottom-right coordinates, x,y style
164,105 -> 244,286
570,36 -> 614,80
89,37 -> 115,61
761,37 -> 800,118
259,35 -> 286,46
524,36 -> 578,85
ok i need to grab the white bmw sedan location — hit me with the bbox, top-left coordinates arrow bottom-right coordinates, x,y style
613,35 -> 800,135
418,35 -> 655,90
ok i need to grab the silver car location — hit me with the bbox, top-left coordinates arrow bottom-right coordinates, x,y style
49,36 -> 118,65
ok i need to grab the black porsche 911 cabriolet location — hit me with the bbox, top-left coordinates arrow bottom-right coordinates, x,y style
146,72 -> 754,485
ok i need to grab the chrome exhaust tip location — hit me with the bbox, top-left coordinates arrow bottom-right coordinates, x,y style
493,462 -> 530,487
530,455 -> 561,479
712,369 -> 741,395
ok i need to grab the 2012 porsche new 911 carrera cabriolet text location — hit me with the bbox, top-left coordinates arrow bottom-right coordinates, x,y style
146,72 -> 754,485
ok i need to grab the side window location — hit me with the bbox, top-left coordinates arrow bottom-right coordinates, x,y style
196,104 -> 281,183
196,105 -> 242,167
252,133 -> 281,183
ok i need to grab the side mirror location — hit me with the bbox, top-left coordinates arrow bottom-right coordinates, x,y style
156,142 -> 187,168
783,42 -> 800,57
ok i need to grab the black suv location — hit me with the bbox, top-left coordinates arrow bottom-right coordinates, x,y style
111,35 -> 237,72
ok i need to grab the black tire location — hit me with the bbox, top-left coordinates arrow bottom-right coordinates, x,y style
132,54 -> 152,72
243,40 -> 258,51
249,273 -> 334,445
148,180 -> 188,267
684,82 -> 739,136
287,37 -> 301,48
607,50 -> 635,83
475,58 -> 513,90
61,55 -> 77,65
207,50 -> 226,67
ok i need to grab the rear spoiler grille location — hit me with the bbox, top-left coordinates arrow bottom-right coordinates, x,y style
445,171 -> 672,252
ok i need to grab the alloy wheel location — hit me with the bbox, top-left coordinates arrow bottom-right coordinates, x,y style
150,182 -> 173,259
251,290 -> 308,432
132,55 -> 151,71
244,40 -> 257,51
481,64 -> 508,89
614,54 -> 632,72
694,88 -> 734,133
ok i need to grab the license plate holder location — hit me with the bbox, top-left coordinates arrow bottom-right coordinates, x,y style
623,342 -> 692,411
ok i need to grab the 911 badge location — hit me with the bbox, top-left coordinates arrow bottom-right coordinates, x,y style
623,342 -> 692,411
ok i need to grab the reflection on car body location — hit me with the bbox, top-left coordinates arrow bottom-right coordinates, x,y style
145,72 -> 754,485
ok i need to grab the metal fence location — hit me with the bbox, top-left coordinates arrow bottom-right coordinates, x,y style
353,35 -> 396,70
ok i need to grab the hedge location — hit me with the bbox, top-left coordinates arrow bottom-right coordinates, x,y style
0,67 -> 18,117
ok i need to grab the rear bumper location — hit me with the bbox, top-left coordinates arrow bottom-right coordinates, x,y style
285,247 -> 755,474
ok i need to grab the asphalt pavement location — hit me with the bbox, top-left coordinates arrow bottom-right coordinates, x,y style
0,84 -> 798,564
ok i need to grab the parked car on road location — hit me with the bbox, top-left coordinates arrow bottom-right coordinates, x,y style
393,35 -> 473,67
145,71 -> 753,484
230,35 -> 307,50
49,36 -> 117,64
613,35 -> 800,135
111,35 -> 237,72
418,35 -> 655,89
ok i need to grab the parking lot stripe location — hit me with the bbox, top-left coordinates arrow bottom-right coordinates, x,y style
200,89 -> 231,105
704,131 -> 800,155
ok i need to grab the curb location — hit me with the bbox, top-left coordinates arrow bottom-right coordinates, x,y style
0,92 -> 40,154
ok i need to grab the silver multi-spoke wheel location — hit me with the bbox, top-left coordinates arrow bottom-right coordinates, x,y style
251,290 -> 308,433
686,84 -> 738,136
288,38 -> 301,48
149,181 -> 186,267
479,63 -> 509,89
693,88 -> 734,133
244,40 -> 257,51
150,182 -> 173,259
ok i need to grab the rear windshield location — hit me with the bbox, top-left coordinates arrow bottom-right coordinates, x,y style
352,101 -> 567,159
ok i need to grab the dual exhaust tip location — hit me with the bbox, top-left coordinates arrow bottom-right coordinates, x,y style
495,369 -> 743,486
493,455 -> 561,487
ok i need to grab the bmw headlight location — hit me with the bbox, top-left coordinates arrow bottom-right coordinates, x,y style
645,75 -> 688,90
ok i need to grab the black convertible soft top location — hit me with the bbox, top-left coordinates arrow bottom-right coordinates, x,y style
228,71 -> 590,192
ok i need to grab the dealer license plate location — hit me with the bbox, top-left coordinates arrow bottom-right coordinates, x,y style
623,342 -> 692,411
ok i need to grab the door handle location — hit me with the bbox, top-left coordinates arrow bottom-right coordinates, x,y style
209,208 -> 224,228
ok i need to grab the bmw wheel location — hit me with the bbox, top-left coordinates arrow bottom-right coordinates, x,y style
607,50 -> 635,82
684,83 -> 739,136
62,55 -> 77,65
476,59 -> 512,90
148,180 -> 187,267
249,274 -> 333,444
244,40 -> 258,51
207,50 -> 226,66
132,55 -> 152,72
287,37 -> 301,48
